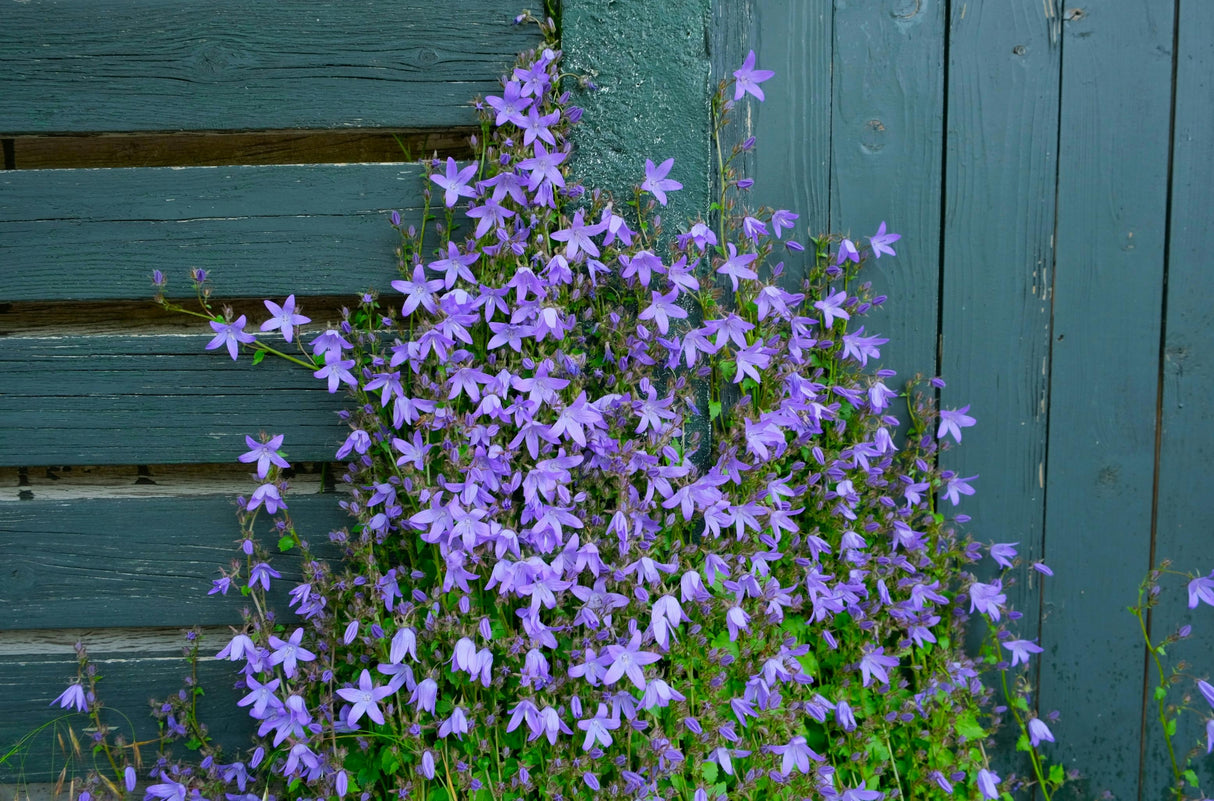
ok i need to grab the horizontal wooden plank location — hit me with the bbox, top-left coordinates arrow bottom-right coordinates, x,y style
0,647 -> 254,782
0,163 -> 427,302
0,495 -> 348,630
0,627 -> 233,657
11,128 -> 474,169
0,334 -> 349,466
0,0 -> 538,134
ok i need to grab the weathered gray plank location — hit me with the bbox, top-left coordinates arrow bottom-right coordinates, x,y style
1144,4 -> 1214,799
829,0 -> 945,384
0,164 -> 426,302
0,0 -> 537,134
1036,5 -> 1176,801
937,0 -> 1060,757
0,334 -> 348,465
0,495 -> 347,630
0,647 -> 255,782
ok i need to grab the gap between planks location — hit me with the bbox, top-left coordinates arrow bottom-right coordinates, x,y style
0,297 -> 365,338
6,129 -> 476,170
0,463 -> 341,502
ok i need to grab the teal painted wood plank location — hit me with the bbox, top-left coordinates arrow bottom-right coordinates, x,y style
0,0 -> 537,134
938,0 -> 1060,781
0,649 -> 252,782
0,334 -> 348,466
0,164 -> 427,302
0,495 -> 347,630
1036,5 -> 1176,800
1144,3 -> 1214,799
829,0 -> 945,385
747,0 -> 832,273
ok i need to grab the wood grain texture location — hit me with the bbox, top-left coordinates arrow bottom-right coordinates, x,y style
11,128 -> 475,169
829,0 -> 945,384
0,334 -> 348,466
1143,4 -> 1214,799
1035,5 -> 1176,800
0,646 -> 254,782
0,495 -> 346,630
0,627 -> 232,657
747,0 -> 832,280
0,0 -> 537,133
0,164 -> 429,302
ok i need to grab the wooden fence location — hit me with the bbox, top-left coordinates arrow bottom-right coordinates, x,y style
0,1 -> 539,792
3,1 -> 1213,800
710,2 -> 1214,799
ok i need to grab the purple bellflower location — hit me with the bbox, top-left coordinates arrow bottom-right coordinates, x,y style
336,669 -> 395,727
641,158 -> 683,206
733,50 -> 775,101
206,316 -> 256,360
429,157 -> 479,207
260,295 -> 310,343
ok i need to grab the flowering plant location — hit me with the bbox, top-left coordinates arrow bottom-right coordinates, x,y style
24,15 -> 1214,801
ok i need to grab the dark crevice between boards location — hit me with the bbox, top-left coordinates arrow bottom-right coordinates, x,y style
1137,4 -> 1182,800
1034,12 -> 1068,801
0,297 -> 363,337
0,463 -> 341,501
4,127 -> 476,169
933,0 -> 951,399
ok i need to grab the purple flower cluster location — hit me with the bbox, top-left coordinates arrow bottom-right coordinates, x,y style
103,28 -> 1184,801
181,41 -> 1024,801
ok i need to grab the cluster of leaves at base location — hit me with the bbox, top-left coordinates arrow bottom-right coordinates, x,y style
106,17 -> 1086,801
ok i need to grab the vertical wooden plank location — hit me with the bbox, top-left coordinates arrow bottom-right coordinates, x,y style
1144,3 -> 1214,799
746,1 -> 833,254
938,0 -> 1060,781
1037,4 -> 1176,800
830,0 -> 945,383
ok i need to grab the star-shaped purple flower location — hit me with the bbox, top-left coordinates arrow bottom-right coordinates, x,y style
336,669 -> 395,727
238,434 -> 289,478
260,295 -> 310,343
206,315 -> 256,360
870,220 -> 901,258
429,157 -> 479,208
733,50 -> 775,101
641,158 -> 683,206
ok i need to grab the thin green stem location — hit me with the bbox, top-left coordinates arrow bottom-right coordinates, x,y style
1134,601 -> 1182,793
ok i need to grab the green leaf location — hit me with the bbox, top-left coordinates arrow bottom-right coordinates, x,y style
1015,733 -> 1030,753
278,535 -> 295,553
1165,718 -> 1177,736
252,349 -> 267,365
700,762 -> 718,784
719,360 -> 737,381
1184,769 -> 1199,788
1048,763 -> 1066,784
709,400 -> 723,421
1154,686 -> 1168,701
955,712 -> 986,740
